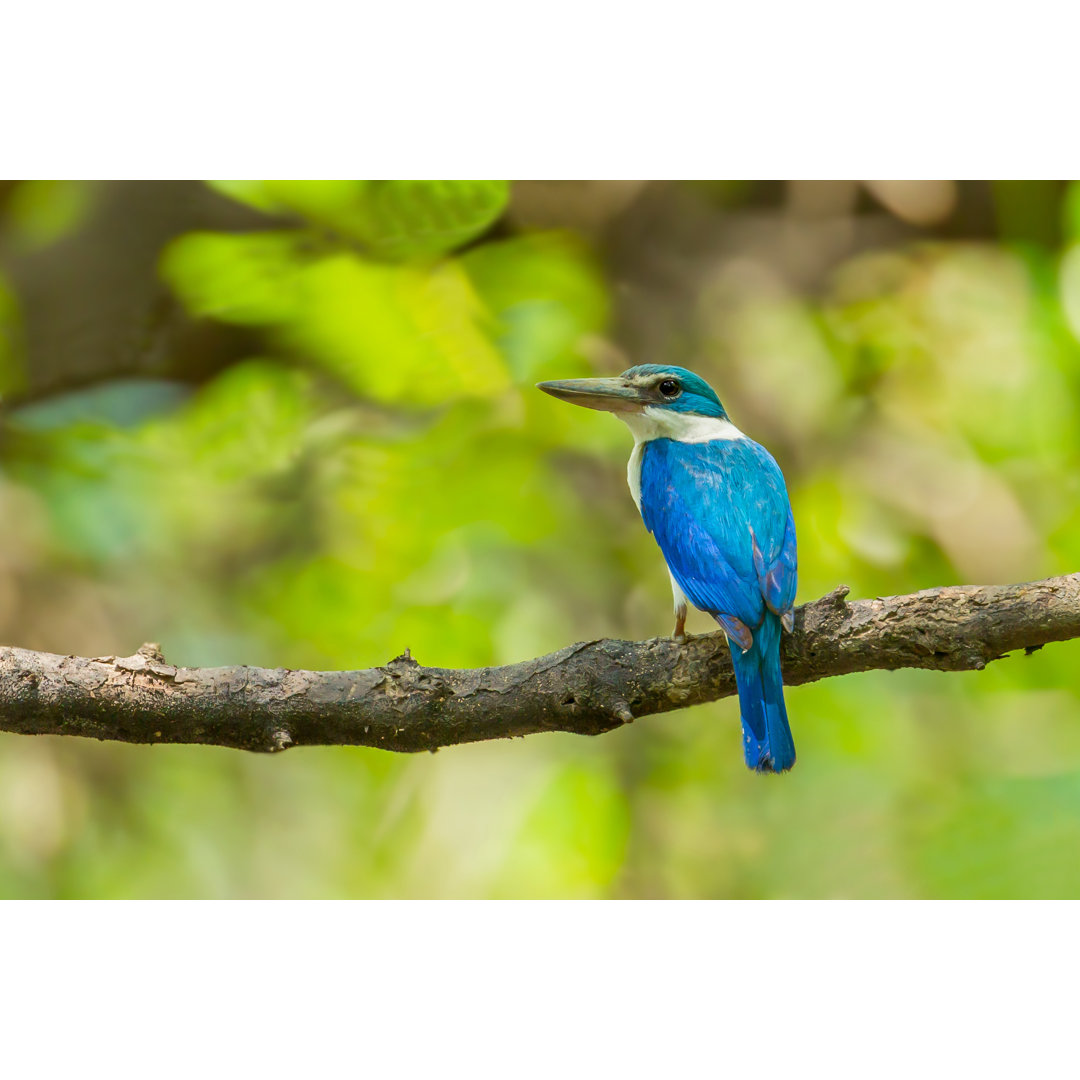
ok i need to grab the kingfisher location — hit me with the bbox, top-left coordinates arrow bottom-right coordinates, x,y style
538,364 -> 798,773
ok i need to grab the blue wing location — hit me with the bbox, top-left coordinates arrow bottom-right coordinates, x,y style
638,436 -> 796,630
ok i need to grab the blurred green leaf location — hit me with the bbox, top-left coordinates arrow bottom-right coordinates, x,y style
211,180 -> 510,260
284,254 -> 509,405
9,379 -> 191,432
463,233 -> 609,381
161,228 -> 511,407
160,231 -> 305,326
207,180 -> 285,215
5,180 -> 93,251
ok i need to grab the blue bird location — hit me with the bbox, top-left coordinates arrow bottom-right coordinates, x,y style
538,365 -> 798,773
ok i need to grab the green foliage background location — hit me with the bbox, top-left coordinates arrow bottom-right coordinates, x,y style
0,179 -> 1079,897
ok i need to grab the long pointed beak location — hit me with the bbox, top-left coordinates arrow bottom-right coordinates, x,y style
536,377 -> 647,414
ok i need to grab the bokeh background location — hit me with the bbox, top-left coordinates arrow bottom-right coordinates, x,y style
0,179 -> 1078,898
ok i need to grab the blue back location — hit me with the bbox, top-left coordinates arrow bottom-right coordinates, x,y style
638,437 -> 797,628
639,435 -> 798,771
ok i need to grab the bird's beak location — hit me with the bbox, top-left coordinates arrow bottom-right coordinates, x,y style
535,377 -> 647,414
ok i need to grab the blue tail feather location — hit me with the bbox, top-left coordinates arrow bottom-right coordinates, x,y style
727,612 -> 795,773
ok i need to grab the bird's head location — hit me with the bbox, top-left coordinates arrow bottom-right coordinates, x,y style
537,364 -> 728,421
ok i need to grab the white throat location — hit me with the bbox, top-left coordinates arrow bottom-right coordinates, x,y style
621,406 -> 744,446
623,406 -> 745,512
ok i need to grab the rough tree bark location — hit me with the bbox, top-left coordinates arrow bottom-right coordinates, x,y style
0,574 -> 1075,754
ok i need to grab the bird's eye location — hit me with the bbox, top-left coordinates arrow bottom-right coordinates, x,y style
658,378 -> 681,398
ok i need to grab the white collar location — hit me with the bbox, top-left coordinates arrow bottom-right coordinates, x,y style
621,406 -> 745,446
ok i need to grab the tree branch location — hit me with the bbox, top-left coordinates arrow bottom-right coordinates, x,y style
1,574 -> 1077,753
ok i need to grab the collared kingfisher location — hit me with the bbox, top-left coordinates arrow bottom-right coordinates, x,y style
538,365 -> 798,773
